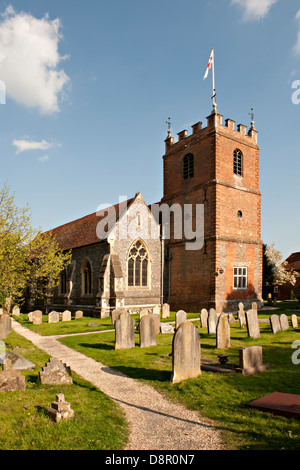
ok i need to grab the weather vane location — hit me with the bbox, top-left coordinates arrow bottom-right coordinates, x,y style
248,108 -> 255,122
166,117 -> 171,137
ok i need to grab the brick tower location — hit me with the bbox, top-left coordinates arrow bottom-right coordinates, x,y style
161,104 -> 263,312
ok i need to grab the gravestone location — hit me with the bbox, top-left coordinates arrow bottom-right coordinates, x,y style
62,310 -> 71,322
47,393 -> 74,423
162,303 -> 170,319
48,311 -> 60,324
238,346 -> 268,376
245,309 -> 260,339
175,310 -> 187,330
112,309 -> 124,325
208,308 -> 217,334
291,314 -> 299,329
228,313 -> 236,324
115,311 -> 135,350
171,321 -> 201,384
75,310 -> 83,320
148,314 -> 160,335
39,358 -> 73,385
280,314 -> 289,331
252,302 -> 258,312
32,310 -> 42,325
139,309 -> 149,320
0,359 -> 26,392
160,323 -> 174,334
152,305 -> 161,316
28,312 -> 33,322
0,314 -> 12,340
5,351 -> 35,371
238,303 -> 246,328
269,314 -> 281,334
200,309 -> 208,328
216,314 -> 230,349
12,306 -> 20,316
139,314 -> 156,348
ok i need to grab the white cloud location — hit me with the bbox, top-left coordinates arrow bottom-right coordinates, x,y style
12,139 -> 53,154
231,0 -> 278,22
293,10 -> 300,55
37,155 -> 49,163
0,5 -> 70,114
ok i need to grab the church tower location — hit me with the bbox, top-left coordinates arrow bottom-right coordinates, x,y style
161,104 -> 263,312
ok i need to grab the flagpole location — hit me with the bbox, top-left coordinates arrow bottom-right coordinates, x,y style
212,48 -> 216,108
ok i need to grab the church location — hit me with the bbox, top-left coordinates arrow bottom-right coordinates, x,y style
34,103 -> 263,316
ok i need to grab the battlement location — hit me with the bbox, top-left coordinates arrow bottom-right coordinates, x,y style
165,109 -> 258,153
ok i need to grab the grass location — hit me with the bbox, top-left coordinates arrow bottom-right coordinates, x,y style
0,331 -> 129,450
55,301 -> 300,451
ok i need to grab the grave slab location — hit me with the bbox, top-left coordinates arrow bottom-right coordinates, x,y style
247,392 -> 300,419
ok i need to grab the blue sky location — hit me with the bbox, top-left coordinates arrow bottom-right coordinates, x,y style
0,0 -> 299,260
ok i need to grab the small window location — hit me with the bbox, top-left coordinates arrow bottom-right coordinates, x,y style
183,154 -> 194,180
234,149 -> 243,176
233,267 -> 247,290
60,269 -> 67,295
82,260 -> 92,295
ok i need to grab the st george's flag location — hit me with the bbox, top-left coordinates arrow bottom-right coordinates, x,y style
203,48 -> 214,80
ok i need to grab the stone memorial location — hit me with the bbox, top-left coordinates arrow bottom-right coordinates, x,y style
175,310 -> 187,330
39,358 -> 73,385
0,314 -> 12,341
47,393 -> 74,423
291,314 -> 299,329
269,314 -> 281,334
216,314 -> 230,349
115,311 -> 135,350
139,314 -> 156,348
162,303 -> 170,319
208,308 -> 217,334
171,321 -> 201,384
62,310 -> 71,322
48,311 -> 60,324
279,314 -> 289,331
32,310 -> 42,325
200,309 -> 208,328
245,309 -> 260,339
75,310 -> 83,320
0,359 -> 26,392
237,346 -> 268,376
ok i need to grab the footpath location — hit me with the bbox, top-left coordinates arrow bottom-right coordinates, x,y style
11,319 -> 224,451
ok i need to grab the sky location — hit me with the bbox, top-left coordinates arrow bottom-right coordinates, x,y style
0,0 -> 299,260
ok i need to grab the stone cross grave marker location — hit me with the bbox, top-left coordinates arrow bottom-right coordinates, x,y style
139,314 -> 156,348
216,314 -> 230,349
115,311 -> 135,350
175,310 -> 187,330
269,314 -> 281,334
245,309 -> 260,339
171,321 -> 201,384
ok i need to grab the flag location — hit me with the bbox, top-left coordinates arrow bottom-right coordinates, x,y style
203,48 -> 214,81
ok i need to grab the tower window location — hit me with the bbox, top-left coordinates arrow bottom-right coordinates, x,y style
183,154 -> 194,180
233,267 -> 247,290
127,240 -> 149,287
234,149 -> 243,176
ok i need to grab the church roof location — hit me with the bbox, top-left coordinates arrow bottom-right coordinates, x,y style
285,252 -> 300,272
47,197 -> 134,251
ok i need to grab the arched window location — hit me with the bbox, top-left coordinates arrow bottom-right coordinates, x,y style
234,149 -> 243,176
82,259 -> 92,295
183,153 -> 194,180
60,269 -> 67,295
127,240 -> 149,287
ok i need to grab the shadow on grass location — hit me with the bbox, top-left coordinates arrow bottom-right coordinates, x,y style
102,365 -> 171,383
79,342 -> 115,351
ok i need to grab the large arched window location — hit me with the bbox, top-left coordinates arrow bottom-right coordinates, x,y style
183,153 -> 194,180
127,240 -> 149,287
82,259 -> 92,295
234,149 -> 243,176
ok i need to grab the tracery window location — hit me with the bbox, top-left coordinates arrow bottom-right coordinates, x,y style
234,149 -> 243,176
183,153 -> 194,180
127,240 -> 149,287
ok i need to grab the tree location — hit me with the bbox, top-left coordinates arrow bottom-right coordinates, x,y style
0,182 -> 71,312
263,243 -> 299,296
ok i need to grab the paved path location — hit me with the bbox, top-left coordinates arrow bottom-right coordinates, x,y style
12,319 -> 224,451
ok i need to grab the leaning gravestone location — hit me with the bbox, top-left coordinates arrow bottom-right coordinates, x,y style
269,314 -> 281,334
238,346 -> 268,376
291,314 -> 299,329
208,308 -> 217,334
39,358 -> 73,385
162,303 -> 170,319
216,314 -> 230,349
175,310 -> 187,330
139,314 -> 156,348
32,310 -> 42,325
0,315 -> 12,341
279,314 -> 289,331
115,311 -> 135,350
48,311 -> 60,324
171,321 -> 201,384
62,310 -> 71,322
245,309 -> 260,339
75,310 -> 83,320
200,309 -> 208,328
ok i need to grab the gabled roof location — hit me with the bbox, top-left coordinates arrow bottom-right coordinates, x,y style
285,252 -> 300,271
46,197 -> 134,251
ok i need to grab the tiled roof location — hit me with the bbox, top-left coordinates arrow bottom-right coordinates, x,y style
46,198 -> 134,251
285,252 -> 300,271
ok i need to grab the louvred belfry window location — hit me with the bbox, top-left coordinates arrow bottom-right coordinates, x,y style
127,240 -> 149,287
183,154 -> 194,180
